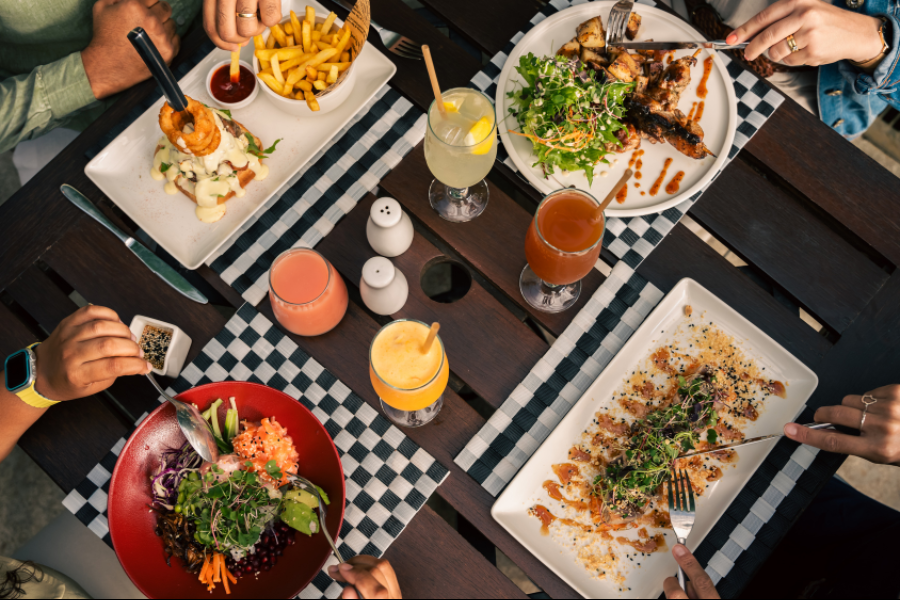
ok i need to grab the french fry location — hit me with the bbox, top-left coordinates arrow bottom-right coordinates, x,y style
341,51 -> 350,63
286,35 -> 295,46
316,62 -> 351,72
259,67 -> 274,77
290,10 -> 303,44
283,21 -> 293,35
317,71 -> 327,81
312,31 -> 322,42
326,65 -> 339,83
313,79 -> 328,91
279,53 -> 313,72
321,11 -> 338,36
286,66 -> 306,86
301,20 -> 312,53
304,90 -> 320,111
253,34 -> 265,50
305,65 -> 318,80
255,47 -> 307,62
321,34 -> 334,44
297,80 -> 313,92
333,29 -> 352,58
305,6 -> 315,26
270,54 -> 284,83
259,72 -> 284,95
314,40 -> 333,52
282,82 -> 293,97
308,48 -> 338,67
270,23 -> 288,47
266,33 -> 276,49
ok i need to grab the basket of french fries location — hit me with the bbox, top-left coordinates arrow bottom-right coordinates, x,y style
252,3 -> 365,115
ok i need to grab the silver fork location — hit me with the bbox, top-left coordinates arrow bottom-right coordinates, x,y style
330,0 -> 423,60
667,469 -> 696,591
606,0 -> 634,48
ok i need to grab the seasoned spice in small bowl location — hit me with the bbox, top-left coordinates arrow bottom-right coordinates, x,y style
140,325 -> 173,370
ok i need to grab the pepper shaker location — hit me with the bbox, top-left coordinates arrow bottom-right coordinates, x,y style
360,257 -> 408,316
366,197 -> 414,257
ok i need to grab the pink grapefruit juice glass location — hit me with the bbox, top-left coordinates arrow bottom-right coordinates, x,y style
269,248 -> 348,336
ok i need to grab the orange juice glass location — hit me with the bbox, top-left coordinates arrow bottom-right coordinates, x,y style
369,319 -> 449,427
520,189 -> 605,313
269,248 -> 348,336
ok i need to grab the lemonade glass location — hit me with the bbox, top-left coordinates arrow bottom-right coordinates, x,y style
424,87 -> 498,223
369,319 -> 449,428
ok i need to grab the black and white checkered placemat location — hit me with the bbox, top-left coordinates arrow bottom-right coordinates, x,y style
63,303 -> 449,599
471,0 -> 784,270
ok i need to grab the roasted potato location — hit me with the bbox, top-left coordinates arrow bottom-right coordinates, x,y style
581,47 -> 608,66
557,39 -> 581,60
577,16 -> 605,48
625,13 -> 642,41
607,49 -> 640,82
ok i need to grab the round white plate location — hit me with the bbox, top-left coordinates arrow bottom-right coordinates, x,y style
496,1 -> 737,217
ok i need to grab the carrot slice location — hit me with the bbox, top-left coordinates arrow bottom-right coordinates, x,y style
221,559 -> 232,595
198,554 -> 210,583
225,566 -> 237,585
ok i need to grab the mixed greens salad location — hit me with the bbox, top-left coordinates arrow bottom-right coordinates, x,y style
593,372 -> 719,517
507,53 -> 634,185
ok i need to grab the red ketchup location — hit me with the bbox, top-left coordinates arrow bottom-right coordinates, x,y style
210,64 -> 256,104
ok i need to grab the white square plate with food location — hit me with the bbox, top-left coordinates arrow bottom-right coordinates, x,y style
492,278 -> 818,599
84,0 -> 396,269
496,1 -> 737,218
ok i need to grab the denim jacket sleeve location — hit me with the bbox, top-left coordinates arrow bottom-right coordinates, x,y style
837,7 -> 900,109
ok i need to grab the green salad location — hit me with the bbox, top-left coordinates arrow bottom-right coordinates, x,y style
507,53 -> 634,186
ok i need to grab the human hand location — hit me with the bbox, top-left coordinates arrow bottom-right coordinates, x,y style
81,0 -> 181,99
726,0 -> 885,66
327,556 -> 402,599
785,384 -> 900,467
34,305 -> 151,402
203,0 -> 282,51
663,545 -> 720,599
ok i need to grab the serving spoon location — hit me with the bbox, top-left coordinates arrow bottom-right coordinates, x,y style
145,373 -> 219,464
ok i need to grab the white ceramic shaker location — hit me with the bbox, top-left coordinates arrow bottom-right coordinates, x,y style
366,197 -> 414,257
360,257 -> 409,316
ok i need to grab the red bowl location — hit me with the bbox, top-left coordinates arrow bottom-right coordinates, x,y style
109,381 -> 345,599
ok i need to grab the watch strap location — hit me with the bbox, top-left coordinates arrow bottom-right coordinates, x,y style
851,16 -> 890,70
15,343 -> 59,409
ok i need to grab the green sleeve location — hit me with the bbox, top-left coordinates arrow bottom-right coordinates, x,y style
0,52 -> 98,154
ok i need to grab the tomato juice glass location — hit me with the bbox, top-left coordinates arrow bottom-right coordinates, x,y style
269,248 -> 349,336
520,189 -> 605,313
369,319 -> 449,428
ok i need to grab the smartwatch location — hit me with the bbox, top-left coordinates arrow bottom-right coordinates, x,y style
4,343 -> 59,409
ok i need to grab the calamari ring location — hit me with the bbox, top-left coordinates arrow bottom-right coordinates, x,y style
158,97 -> 219,155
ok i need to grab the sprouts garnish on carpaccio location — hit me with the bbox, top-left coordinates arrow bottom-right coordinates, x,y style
150,398 -> 327,594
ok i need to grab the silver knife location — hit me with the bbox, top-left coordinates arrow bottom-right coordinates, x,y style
61,184 -> 208,305
617,40 -> 748,51
677,422 -> 834,460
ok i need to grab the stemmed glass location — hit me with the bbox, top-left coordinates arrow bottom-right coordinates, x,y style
520,189 -> 606,313
424,87 -> 498,223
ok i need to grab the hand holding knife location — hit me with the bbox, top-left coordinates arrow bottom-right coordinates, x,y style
616,40 -> 749,51
677,422 -> 834,460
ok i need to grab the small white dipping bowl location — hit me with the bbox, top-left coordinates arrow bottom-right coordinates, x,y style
206,59 -> 259,111
252,17 -> 359,116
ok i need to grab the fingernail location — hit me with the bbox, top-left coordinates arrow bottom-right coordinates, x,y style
673,544 -> 687,558
785,423 -> 799,437
139,348 -> 145,358
726,33 -> 737,44
327,565 -> 338,577
339,563 -> 353,571
146,361 -> 154,373
131,332 -> 138,343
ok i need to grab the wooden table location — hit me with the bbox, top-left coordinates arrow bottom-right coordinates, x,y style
2,1 -> 899,597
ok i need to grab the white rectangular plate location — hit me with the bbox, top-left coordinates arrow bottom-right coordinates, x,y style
492,278 -> 818,599
85,0 -> 396,269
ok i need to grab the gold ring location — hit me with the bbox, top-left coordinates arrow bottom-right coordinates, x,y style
236,12 -> 257,18
786,34 -> 800,53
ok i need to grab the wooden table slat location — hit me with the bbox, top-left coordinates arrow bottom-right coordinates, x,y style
417,0 -> 543,57
689,158 -> 890,333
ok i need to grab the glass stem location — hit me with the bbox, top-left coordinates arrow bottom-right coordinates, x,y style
541,279 -> 564,295
447,186 -> 469,201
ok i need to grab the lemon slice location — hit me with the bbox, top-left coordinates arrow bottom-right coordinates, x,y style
443,100 -> 459,113
464,116 -> 495,156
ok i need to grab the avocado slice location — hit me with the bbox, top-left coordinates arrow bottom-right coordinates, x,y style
281,500 -> 319,536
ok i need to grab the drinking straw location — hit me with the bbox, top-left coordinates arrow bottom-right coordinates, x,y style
593,168 -> 634,222
422,46 -> 447,118
422,323 -> 441,353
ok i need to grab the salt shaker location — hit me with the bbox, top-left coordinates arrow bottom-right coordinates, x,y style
360,257 -> 408,316
366,197 -> 414,257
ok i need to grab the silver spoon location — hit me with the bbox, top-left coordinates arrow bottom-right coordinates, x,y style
145,373 -> 219,463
